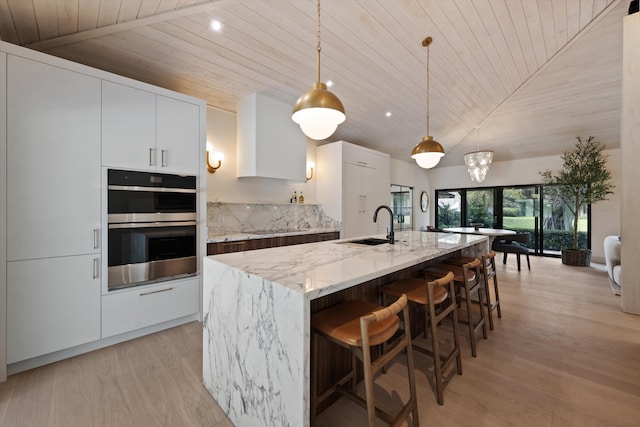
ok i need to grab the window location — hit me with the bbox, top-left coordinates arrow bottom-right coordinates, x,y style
391,185 -> 413,231
436,190 -> 461,228
435,184 -> 591,257
466,188 -> 496,228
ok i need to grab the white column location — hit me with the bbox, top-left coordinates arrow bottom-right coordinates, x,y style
621,12 -> 640,314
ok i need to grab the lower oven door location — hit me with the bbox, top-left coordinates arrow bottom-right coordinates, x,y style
108,221 -> 197,290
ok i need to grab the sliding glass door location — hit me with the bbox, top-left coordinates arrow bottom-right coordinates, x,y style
540,185 -> 589,255
436,190 -> 462,228
466,189 -> 496,228
502,186 -> 539,253
435,184 -> 591,258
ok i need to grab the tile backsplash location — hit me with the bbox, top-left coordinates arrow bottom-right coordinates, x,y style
207,202 -> 340,234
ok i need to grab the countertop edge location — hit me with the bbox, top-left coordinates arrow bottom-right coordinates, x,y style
207,228 -> 340,243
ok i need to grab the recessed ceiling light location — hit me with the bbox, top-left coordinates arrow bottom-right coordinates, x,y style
385,111 -> 392,118
209,20 -> 223,32
326,80 -> 333,87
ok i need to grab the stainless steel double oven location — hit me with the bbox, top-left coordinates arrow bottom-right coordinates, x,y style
107,169 -> 197,290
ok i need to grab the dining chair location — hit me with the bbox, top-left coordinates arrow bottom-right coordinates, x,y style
492,233 -> 531,271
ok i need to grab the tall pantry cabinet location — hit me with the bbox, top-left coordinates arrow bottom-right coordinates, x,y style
0,40 -> 206,380
6,55 -> 102,364
317,141 -> 391,238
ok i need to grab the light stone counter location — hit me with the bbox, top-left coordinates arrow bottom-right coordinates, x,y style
203,231 -> 488,426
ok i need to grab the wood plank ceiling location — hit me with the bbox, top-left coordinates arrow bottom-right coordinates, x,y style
0,0 -> 627,167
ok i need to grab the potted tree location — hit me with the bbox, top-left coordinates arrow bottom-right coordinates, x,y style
540,136 -> 614,266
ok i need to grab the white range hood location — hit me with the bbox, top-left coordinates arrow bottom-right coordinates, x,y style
236,92 -> 306,181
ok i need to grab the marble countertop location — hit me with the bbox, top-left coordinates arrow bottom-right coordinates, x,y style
207,227 -> 340,243
205,230 -> 487,300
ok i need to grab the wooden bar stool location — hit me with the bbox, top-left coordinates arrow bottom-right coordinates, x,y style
425,259 -> 487,357
311,295 -> 419,427
481,251 -> 501,328
381,271 -> 462,405
446,252 -> 502,330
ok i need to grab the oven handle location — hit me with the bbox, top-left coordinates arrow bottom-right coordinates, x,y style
108,221 -> 197,229
108,185 -> 196,194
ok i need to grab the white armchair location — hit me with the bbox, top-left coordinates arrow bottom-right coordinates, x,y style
604,235 -> 621,295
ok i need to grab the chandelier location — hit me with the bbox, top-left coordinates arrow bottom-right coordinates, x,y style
411,36 -> 445,169
291,0 -> 345,140
464,127 -> 493,182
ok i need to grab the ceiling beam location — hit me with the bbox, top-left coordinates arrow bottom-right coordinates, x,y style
26,0 -> 232,51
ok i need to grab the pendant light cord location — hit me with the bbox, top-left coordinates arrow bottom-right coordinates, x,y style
423,37 -> 431,137
316,0 -> 322,83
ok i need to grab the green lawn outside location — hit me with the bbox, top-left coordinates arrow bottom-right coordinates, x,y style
502,217 -> 587,232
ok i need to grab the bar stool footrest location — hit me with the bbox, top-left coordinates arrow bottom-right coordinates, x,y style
413,343 -> 461,375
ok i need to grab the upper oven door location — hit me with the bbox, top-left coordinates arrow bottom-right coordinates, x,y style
108,169 -> 196,222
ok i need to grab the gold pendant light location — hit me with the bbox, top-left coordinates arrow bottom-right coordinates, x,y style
411,36 -> 445,169
292,0 -> 345,140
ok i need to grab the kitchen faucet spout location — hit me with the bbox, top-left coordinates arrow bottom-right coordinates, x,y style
373,205 -> 395,244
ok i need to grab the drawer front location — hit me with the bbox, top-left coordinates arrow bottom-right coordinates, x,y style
102,278 -> 199,338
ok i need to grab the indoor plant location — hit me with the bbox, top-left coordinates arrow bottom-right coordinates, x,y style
540,136 -> 614,266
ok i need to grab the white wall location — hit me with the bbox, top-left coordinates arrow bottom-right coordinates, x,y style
206,104 -> 621,262
427,149 -> 622,262
206,106 -> 317,203
390,158 -> 432,231
206,106 -> 434,228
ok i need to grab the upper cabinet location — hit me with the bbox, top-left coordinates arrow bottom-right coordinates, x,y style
102,81 -> 155,171
236,92 -> 306,181
157,95 -> 200,174
7,55 -> 101,261
102,82 -> 200,174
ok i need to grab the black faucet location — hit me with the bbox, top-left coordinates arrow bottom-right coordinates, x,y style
373,205 -> 395,244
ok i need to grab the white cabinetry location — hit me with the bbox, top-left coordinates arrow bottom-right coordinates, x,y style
7,256 -> 101,363
7,55 -> 101,261
5,54 -> 102,363
157,95 -> 200,173
101,81 -> 156,171
1,40 -> 205,371
317,141 -> 391,238
102,81 -> 200,174
236,92 -> 306,180
102,278 -> 199,338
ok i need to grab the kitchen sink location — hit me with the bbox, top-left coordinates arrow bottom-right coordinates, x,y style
343,237 -> 390,245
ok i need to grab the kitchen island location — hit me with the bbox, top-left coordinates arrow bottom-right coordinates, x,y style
203,231 -> 488,426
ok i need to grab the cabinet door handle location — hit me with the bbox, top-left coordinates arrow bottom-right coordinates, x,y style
357,161 -> 368,166
161,149 -> 167,167
149,148 -> 157,166
93,228 -> 100,249
92,258 -> 100,279
140,287 -> 173,296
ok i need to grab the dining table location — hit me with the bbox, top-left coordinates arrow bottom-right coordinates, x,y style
442,227 -> 517,238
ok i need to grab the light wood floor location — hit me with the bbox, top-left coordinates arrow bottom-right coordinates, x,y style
1,256 -> 639,427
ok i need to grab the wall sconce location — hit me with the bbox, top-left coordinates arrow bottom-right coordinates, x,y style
306,161 -> 315,181
206,142 -> 224,174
